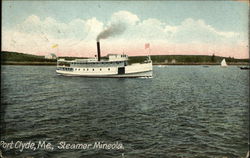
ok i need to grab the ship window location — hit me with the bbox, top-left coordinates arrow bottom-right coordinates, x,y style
93,69 -> 94,71
108,68 -> 110,71
87,69 -> 89,71
78,69 -> 80,71
100,68 -> 102,71
83,69 -> 85,71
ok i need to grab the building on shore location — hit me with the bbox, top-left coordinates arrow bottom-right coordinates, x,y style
171,59 -> 176,64
45,53 -> 57,59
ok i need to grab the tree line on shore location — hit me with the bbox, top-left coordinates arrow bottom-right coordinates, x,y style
1,51 -> 249,64
1,51 -> 56,62
129,54 -> 249,64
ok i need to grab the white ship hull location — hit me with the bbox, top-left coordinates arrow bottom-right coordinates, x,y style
57,70 -> 152,78
56,62 -> 153,78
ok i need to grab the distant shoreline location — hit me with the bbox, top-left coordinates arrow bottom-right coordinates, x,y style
1,61 -> 57,66
1,61 -> 249,66
2,51 -> 249,66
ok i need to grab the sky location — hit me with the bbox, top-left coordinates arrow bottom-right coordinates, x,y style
2,0 -> 249,58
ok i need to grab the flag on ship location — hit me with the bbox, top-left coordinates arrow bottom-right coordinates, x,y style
52,44 -> 58,48
145,43 -> 150,49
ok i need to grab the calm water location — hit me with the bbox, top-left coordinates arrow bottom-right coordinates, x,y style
1,65 -> 249,158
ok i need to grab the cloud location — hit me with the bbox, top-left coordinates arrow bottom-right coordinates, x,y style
83,17 -> 104,39
96,11 -> 140,41
126,18 -> 241,43
14,15 -> 103,40
132,18 -> 169,39
2,11 -> 248,58
111,10 -> 139,25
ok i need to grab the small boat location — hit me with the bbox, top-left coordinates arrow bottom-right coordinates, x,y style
203,65 -> 209,68
221,58 -> 228,67
239,66 -> 250,70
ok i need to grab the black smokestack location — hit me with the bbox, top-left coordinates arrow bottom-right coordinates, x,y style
97,41 -> 101,61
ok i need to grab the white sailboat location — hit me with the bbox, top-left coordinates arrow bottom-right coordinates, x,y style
221,58 -> 228,67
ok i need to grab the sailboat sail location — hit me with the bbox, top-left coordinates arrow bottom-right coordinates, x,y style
221,59 -> 228,67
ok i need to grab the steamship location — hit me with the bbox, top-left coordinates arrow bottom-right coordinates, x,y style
56,42 -> 153,77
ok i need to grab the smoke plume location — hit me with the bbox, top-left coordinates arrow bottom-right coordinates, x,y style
96,23 -> 126,41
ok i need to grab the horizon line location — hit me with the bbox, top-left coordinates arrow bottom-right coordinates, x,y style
2,50 -> 249,60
